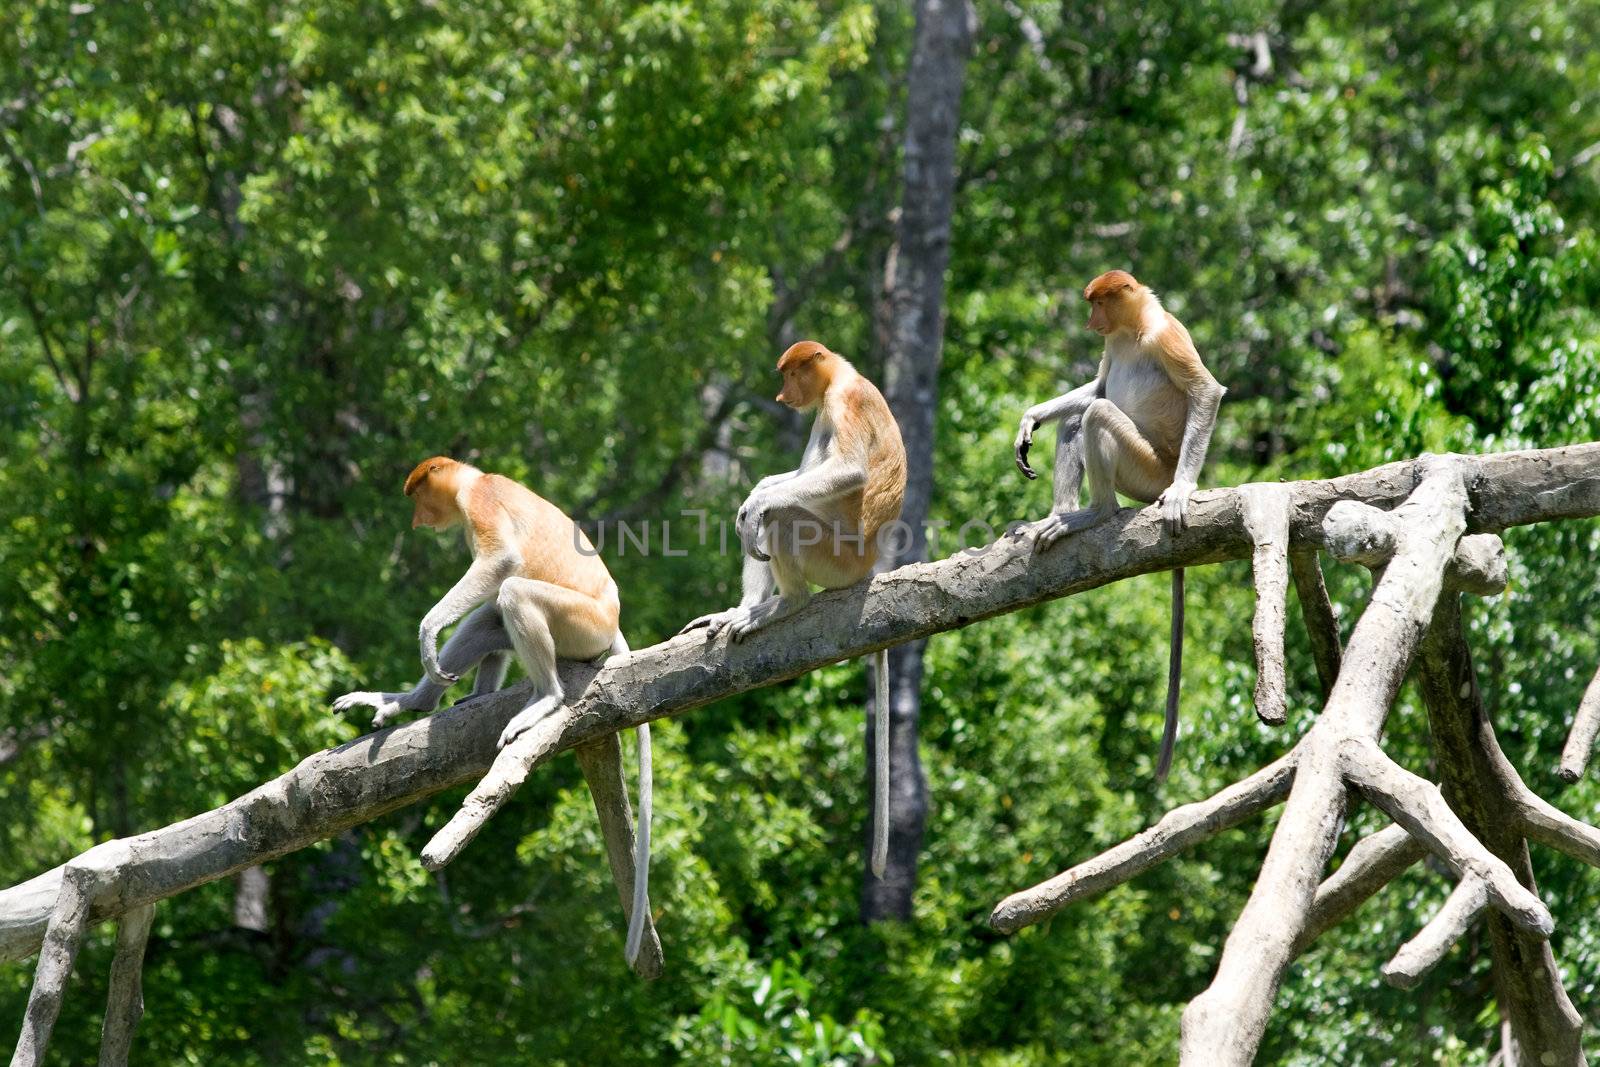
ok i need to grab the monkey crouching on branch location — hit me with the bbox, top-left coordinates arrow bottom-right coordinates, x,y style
1013,271 -> 1225,780
332,456 -> 654,966
681,341 -> 907,878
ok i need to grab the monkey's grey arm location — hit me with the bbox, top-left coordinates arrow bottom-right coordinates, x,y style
1156,378 -> 1226,531
753,470 -> 799,493
1016,379 -> 1101,479
747,457 -> 865,514
419,554 -> 521,685
737,458 -> 867,557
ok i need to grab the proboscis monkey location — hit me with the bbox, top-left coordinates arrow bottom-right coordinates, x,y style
680,341 -> 907,877
332,457 -> 653,965
1013,271 -> 1224,780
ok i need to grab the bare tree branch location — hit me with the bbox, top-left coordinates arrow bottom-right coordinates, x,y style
11,864 -> 95,1067
1240,484 -> 1292,725
1297,824 -> 1426,951
990,752 -> 1297,933
97,903 -> 154,1067
1342,738 -> 1552,935
1558,662 -> 1600,782
1514,781 -> 1600,868
1179,459 -> 1472,1064
0,445 -> 1596,1062
1414,593 -> 1586,1063
1380,876 -> 1486,989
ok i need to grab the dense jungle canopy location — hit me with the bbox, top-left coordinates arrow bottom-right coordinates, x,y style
3,0 -> 1599,1062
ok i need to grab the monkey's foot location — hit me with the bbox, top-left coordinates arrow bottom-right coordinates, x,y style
331,694 -> 403,726
1032,508 -> 1111,552
498,695 -> 564,749
680,608 -> 740,640
729,598 -> 799,643
333,690 -> 412,729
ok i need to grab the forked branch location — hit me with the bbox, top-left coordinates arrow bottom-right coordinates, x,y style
1,445 -> 1596,1064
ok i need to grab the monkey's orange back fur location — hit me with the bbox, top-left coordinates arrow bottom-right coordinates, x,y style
832,376 -> 906,551
407,456 -> 617,613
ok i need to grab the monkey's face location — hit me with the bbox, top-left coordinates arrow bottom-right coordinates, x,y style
410,488 -> 460,531
776,359 -> 824,410
1087,298 -> 1112,335
1087,290 -> 1135,335
411,497 -> 443,530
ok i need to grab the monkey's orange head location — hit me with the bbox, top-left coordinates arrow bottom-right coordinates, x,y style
1084,270 -> 1143,335
404,456 -> 465,530
775,340 -> 837,410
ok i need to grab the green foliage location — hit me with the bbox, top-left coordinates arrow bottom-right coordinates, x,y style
3,0 -> 1599,1062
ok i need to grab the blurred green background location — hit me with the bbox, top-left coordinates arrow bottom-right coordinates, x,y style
3,0 -> 1599,1062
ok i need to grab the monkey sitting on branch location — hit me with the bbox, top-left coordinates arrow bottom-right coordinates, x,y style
332,456 -> 654,968
681,341 -> 907,877
1013,271 -> 1225,779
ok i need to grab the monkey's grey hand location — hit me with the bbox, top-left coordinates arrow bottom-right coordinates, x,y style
1156,479 -> 1196,534
1014,416 -> 1038,480
417,628 -> 459,687
728,598 -> 785,643
735,496 -> 771,562
681,608 -> 732,639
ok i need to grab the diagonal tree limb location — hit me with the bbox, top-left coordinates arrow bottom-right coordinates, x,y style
97,902 -> 155,1067
1558,662 -> 1600,783
11,864 -> 96,1067
1515,785 -> 1600,868
1379,876 -> 1487,989
989,751 -> 1298,933
1341,737 -> 1552,936
1296,824 -> 1426,951
1289,548 -> 1342,698
1240,484 -> 1293,726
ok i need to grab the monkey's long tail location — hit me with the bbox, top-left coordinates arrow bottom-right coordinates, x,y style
1156,568 -> 1184,782
616,634 -> 653,970
871,647 -> 890,879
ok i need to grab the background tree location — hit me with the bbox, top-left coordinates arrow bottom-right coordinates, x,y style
868,0 -> 972,922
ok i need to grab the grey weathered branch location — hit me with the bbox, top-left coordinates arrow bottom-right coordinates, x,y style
1297,824 -> 1425,951
1414,593 -> 1587,1063
1289,548 -> 1342,698
1558,662 -> 1600,782
1176,459 -> 1473,1065
2,444 -> 1597,1060
990,752 -> 1297,933
1240,484 -> 1292,726
1515,783 -> 1600,868
12,864 -> 94,1067
1342,738 -> 1551,935
97,903 -> 154,1067
1380,876 -> 1486,989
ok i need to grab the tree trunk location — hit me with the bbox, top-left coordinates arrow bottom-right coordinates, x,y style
1415,597 -> 1585,1064
865,0 -> 971,922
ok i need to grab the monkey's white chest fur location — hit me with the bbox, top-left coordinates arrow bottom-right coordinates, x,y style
1104,347 -> 1185,458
